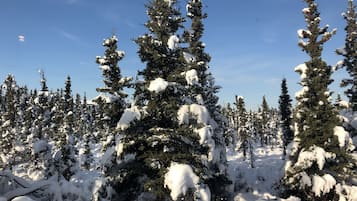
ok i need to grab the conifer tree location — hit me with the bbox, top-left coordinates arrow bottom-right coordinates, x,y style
29,71 -> 54,179
98,1 -> 218,200
278,78 -> 293,157
259,96 -> 270,146
338,0 -> 357,111
184,0 -> 230,197
56,76 -> 77,181
235,96 -> 249,160
95,34 -> 131,128
282,1 -> 356,200
0,74 -> 18,170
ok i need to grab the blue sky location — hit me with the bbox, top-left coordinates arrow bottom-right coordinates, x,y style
0,0 -> 350,109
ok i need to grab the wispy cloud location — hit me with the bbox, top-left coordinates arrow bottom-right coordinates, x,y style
53,27 -> 91,47
58,29 -> 79,41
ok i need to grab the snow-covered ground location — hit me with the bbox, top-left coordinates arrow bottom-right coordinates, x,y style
228,146 -> 299,201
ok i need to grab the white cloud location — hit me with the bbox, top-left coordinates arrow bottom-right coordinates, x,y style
18,35 -> 25,42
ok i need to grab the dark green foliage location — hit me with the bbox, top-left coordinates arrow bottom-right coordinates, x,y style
95,35 -> 131,128
278,78 -> 293,157
338,0 -> 357,111
282,1 -> 355,200
235,96 -> 249,159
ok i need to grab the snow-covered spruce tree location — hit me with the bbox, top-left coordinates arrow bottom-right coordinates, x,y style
95,34 -> 131,129
258,96 -> 270,146
282,1 -> 356,200
183,0 -> 230,198
97,1 -> 217,200
338,0 -> 357,111
235,96 -> 250,160
279,78 -> 293,158
28,71 -> 54,179
221,103 -> 237,148
79,94 -> 94,170
55,76 -> 78,181
0,74 -> 19,170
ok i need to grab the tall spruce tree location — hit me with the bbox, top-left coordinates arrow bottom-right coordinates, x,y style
97,0 -> 220,200
184,0 -> 230,197
338,0 -> 357,111
278,78 -> 293,158
259,96 -> 270,146
235,96 -> 250,160
56,76 -> 78,181
282,1 -> 356,200
0,74 -> 18,170
95,34 -> 131,128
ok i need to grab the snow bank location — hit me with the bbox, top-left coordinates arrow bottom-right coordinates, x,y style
167,35 -> 179,50
177,104 -> 210,125
312,174 -> 336,197
117,106 -> 142,130
148,77 -> 169,93
295,146 -> 335,170
164,163 -> 210,201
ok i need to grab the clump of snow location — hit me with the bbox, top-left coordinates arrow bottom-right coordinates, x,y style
295,63 -> 308,79
167,35 -> 179,50
195,126 -> 213,145
183,52 -> 196,63
117,106 -> 142,130
302,7 -> 310,14
333,60 -> 344,71
297,29 -> 311,38
194,126 -> 215,161
148,77 -> 169,93
295,86 -> 309,99
12,196 -> 36,201
177,104 -> 210,125
164,162 -> 210,201
336,183 -> 357,201
295,146 -> 335,170
92,94 -> 119,104
181,69 -> 199,85
195,94 -> 204,105
282,196 -> 301,201
299,171 -> 312,188
311,174 -> 336,197
100,65 -> 110,71
334,126 -> 355,151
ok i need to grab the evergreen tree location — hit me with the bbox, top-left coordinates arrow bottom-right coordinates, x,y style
338,0 -> 357,111
56,76 -> 78,181
259,96 -> 270,146
184,0 -> 230,197
278,78 -> 293,158
282,1 -> 356,200
95,34 -> 131,128
235,96 -> 250,160
97,1 -> 218,200
0,74 -> 18,170
29,71 -> 53,179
